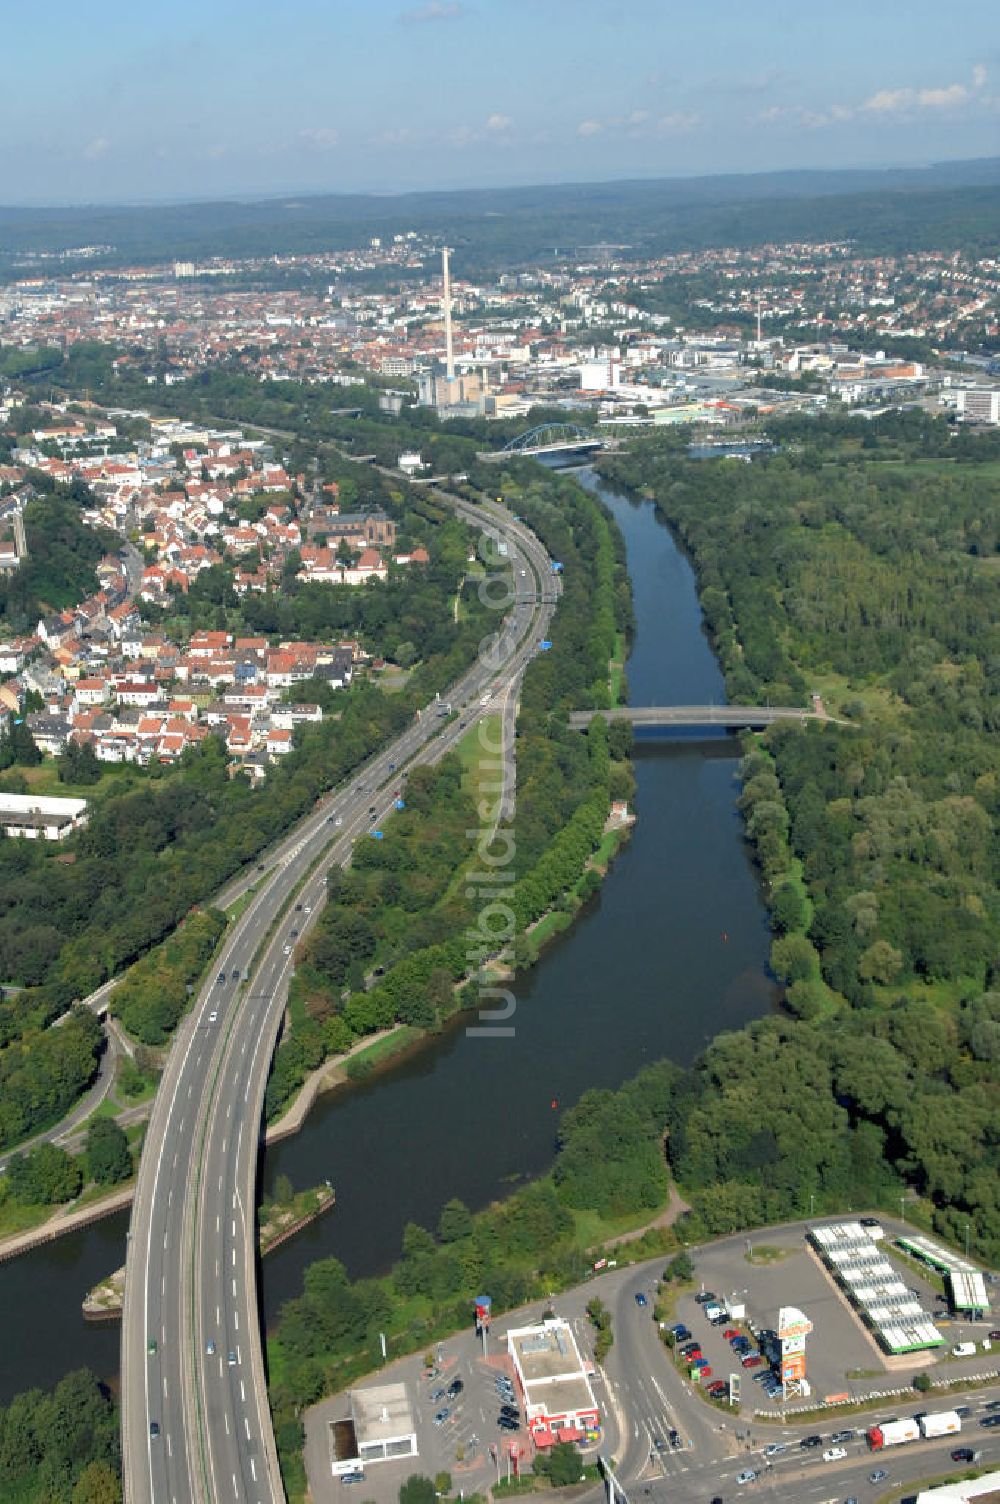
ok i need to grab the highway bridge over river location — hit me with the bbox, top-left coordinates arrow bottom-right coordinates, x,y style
568,705 -> 821,730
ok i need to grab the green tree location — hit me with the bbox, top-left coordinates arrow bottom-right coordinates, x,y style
437,1199 -> 472,1243
85,1119 -> 132,1186
72,1459 -> 122,1504
399,1476 -> 437,1504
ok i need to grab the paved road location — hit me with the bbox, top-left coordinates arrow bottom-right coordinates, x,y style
122,492 -> 557,1504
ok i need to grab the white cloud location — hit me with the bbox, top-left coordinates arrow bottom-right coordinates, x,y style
398,1 -> 464,21
486,113 -> 512,132
917,83 -> 968,108
299,127 -> 339,150
83,136 -> 110,160
658,111 -> 699,132
576,118 -> 603,137
863,87 -> 913,114
973,64 -> 988,89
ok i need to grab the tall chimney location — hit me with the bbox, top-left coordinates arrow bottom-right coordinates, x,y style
442,246 -> 455,381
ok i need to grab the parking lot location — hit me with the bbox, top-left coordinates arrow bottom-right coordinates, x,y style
671,1229 -> 881,1407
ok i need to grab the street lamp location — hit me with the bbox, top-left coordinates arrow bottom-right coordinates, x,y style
900,1196 -> 906,1225
809,1193 -> 815,1220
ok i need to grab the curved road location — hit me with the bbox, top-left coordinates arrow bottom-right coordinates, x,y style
122,493 -> 557,1504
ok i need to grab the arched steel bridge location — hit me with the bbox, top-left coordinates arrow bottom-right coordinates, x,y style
499,422 -> 605,456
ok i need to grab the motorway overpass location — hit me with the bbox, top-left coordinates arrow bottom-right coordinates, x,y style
568,705 -> 817,730
121,490 -> 556,1504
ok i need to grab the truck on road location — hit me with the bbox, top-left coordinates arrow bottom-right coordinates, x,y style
867,1411 -> 961,1450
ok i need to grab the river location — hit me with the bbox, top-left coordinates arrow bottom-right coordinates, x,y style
0,469 -> 777,1403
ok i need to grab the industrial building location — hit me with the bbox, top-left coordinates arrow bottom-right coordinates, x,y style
809,1221 -> 944,1355
326,1382 -> 418,1478
506,1318 -> 600,1449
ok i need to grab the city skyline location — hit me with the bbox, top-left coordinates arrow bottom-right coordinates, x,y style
3,0 -> 999,205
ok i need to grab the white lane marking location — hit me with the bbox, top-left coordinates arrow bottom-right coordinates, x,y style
216,1305 -> 220,1325
163,1377 -> 168,1398
221,1138 -> 227,1154
163,1234 -> 169,1249
241,1380 -> 246,1402
250,1458 -> 256,1482
245,1416 -> 252,1440
225,1412 -> 230,1435
232,1246 -> 236,1266
218,1176 -> 223,1191
167,1189 -> 172,1207
232,1193 -> 237,1209
232,1278 -> 237,1296
187,1083 -> 193,1098
167,1434 -> 172,1457
232,1473 -> 238,1496
215,1260 -> 219,1278
161,1276 -> 165,1296
216,1214 -> 220,1233
232,1219 -> 236,1237
172,1152 -> 178,1169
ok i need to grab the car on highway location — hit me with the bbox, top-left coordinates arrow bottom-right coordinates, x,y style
951,1448 -> 980,1462
763,1443 -> 786,1459
800,1435 -> 823,1450
822,1447 -> 847,1462
634,1292 -> 648,1307
869,1470 -> 888,1484
433,1408 -> 450,1427
208,1010 -> 218,1024
981,1415 -> 1000,1429
736,1470 -> 757,1485
149,1422 -> 160,1438
206,1340 -> 216,1356
147,1339 -> 157,1356
829,1430 -> 854,1444
227,1350 -> 237,1366
216,973 -> 226,984
985,1399 -> 1000,1411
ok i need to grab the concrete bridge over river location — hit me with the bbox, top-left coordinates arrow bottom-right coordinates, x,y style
568,705 -> 822,731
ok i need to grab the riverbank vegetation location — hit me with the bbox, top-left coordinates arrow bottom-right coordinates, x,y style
0,1368 -> 120,1504
264,462 -> 632,1124
598,412 -> 1000,1258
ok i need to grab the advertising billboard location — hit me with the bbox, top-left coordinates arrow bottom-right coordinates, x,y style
781,1353 -> 807,1384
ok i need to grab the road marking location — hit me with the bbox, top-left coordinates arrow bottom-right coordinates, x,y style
217,1305 -> 220,1324
222,1138 -> 227,1154
232,1219 -> 236,1237
172,1152 -> 178,1169
232,1279 -> 237,1296
232,1246 -> 236,1266
241,1380 -> 246,1402
232,1473 -> 238,1497
167,1189 -> 172,1207
215,1259 -> 219,1277
245,1416 -> 252,1439
187,1083 -> 193,1098
225,1412 -> 230,1435
161,1276 -> 165,1296
216,1214 -> 220,1232
250,1458 -> 256,1482
178,1116 -> 185,1133
163,1377 -> 168,1398
167,1434 -> 172,1457
234,1309 -> 239,1330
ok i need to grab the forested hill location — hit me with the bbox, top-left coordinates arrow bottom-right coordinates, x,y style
599,412 -> 1000,1261
2,158 -> 999,272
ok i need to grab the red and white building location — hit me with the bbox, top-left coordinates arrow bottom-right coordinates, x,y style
506,1319 -> 600,1450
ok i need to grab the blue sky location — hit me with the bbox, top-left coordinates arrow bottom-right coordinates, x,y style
4,0 -> 999,204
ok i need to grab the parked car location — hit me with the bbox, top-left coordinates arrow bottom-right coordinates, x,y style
430,1387 -> 446,1403
433,1409 -> 450,1427
498,1417 -> 520,1432
742,1355 -> 762,1369
341,1470 -> 365,1485
698,1367 -> 714,1381
723,1327 -> 741,1340
869,1470 -> 888,1484
695,1291 -> 717,1305
447,1378 -> 464,1399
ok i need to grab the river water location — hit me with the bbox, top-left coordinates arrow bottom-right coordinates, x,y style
0,470 -> 777,1403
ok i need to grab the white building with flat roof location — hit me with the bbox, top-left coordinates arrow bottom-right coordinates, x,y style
507,1318 -> 600,1449
327,1382 -> 417,1478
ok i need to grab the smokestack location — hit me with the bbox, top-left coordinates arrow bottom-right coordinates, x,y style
442,246 -> 455,380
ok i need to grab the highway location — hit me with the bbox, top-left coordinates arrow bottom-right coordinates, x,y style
121,491 -> 557,1504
